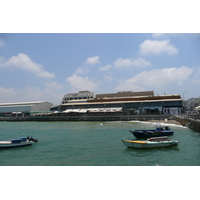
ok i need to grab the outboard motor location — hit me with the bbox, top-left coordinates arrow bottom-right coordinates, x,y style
27,136 -> 38,143
165,126 -> 170,131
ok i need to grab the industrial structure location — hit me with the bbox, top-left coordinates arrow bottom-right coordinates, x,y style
0,90 -> 183,117
0,101 -> 53,116
59,90 -> 183,115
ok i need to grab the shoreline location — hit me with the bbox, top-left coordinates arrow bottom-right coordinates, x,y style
0,115 -> 180,124
147,119 -> 182,126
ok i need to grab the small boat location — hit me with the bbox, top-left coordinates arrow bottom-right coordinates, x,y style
129,124 -> 174,139
0,136 -> 38,148
122,136 -> 178,149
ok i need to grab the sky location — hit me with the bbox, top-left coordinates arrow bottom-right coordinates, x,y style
1,1 -> 200,105
0,33 -> 200,105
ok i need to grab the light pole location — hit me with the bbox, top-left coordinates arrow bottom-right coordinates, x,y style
183,91 -> 188,113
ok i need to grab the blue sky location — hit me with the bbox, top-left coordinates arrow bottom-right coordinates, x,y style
0,33 -> 200,105
1,1 -> 200,105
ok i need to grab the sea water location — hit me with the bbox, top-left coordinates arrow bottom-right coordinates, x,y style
0,120 -> 199,166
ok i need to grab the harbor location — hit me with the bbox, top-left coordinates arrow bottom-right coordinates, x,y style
0,120 -> 199,166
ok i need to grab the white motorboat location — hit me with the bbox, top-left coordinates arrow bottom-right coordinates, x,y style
0,136 -> 38,148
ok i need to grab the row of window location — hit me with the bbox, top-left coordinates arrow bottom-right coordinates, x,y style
61,100 -> 183,110
63,97 -> 93,101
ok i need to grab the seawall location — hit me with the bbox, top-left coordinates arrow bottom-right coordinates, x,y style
0,114 -> 173,122
174,115 -> 200,133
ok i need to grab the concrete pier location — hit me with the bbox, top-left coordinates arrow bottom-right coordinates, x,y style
174,115 -> 200,133
0,114 -> 173,122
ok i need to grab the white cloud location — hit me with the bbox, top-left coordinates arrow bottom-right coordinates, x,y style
85,56 -> 100,65
99,64 -> 112,71
139,39 -> 179,55
99,58 -> 151,71
0,38 -> 5,47
66,74 -> 99,91
0,53 -> 55,78
113,58 -> 151,68
75,66 -> 89,74
116,66 -> 193,91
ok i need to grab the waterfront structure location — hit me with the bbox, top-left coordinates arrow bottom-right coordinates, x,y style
60,91 -> 183,115
0,101 -> 53,116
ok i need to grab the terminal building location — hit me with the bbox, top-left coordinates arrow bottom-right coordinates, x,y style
59,90 -> 183,115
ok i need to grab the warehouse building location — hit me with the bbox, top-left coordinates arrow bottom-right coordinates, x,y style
0,101 -> 53,116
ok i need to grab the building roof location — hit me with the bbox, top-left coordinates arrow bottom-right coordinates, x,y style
96,91 -> 154,99
62,98 -> 182,106
0,101 -> 52,107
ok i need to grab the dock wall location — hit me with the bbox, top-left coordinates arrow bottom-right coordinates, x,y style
174,115 -> 200,133
0,114 -> 173,122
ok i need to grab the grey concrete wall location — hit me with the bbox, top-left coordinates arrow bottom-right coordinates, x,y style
174,115 -> 200,133
0,114 -> 172,122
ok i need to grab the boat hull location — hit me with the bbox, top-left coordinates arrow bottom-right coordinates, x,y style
0,136 -> 38,149
130,130 -> 174,139
122,139 -> 178,149
0,141 -> 33,148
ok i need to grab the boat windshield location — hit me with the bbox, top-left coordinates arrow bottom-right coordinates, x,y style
156,123 -> 162,131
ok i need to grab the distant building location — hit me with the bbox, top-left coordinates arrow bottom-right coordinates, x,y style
0,101 -> 53,116
59,90 -> 183,115
184,97 -> 200,111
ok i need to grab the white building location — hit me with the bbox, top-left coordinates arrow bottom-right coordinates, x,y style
61,91 -> 96,104
0,101 -> 53,115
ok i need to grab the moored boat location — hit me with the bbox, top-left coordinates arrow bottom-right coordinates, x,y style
0,136 -> 38,148
122,136 -> 178,149
129,124 -> 174,139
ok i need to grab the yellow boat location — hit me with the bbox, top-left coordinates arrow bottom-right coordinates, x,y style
122,136 -> 178,149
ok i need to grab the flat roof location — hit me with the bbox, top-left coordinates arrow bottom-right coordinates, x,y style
0,101 -> 50,107
96,91 -> 154,99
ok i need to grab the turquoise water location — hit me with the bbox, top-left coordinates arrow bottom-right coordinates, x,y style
0,121 -> 199,166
